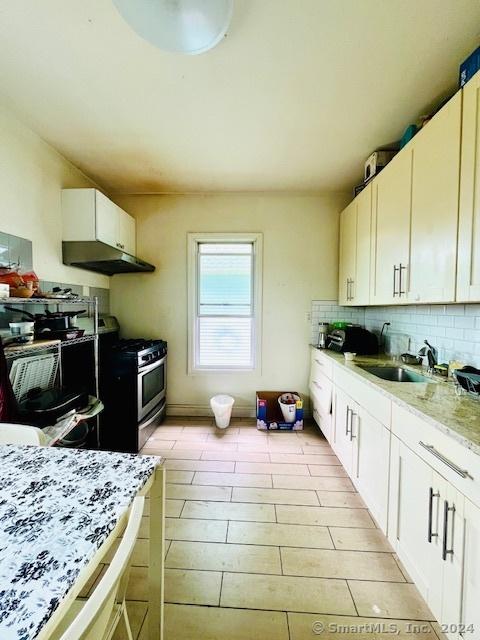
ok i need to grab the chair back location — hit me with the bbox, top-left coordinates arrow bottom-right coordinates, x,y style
0,423 -> 44,445
58,496 -> 145,640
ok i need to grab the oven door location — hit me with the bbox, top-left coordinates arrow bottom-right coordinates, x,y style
137,355 -> 166,422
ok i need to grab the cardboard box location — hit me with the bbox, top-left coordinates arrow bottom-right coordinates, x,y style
256,391 -> 303,431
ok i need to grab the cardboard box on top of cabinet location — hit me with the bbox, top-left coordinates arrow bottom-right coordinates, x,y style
256,391 -> 303,431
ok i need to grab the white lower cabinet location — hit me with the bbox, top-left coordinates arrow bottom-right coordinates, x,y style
389,435 -> 480,638
352,407 -> 390,532
332,387 -> 356,476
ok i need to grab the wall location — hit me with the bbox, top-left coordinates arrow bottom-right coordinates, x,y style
0,103 -> 109,289
110,193 -> 348,415
311,300 -> 480,368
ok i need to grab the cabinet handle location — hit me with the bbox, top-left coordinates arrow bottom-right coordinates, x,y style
345,406 -> 351,436
349,411 -> 356,441
442,500 -> 455,561
314,359 -> 324,367
419,442 -> 473,479
313,381 -> 322,391
346,278 -> 351,301
427,487 -> 440,543
393,265 -> 399,297
399,263 -> 407,296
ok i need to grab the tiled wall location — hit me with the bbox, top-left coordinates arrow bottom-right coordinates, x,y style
311,300 -> 480,367
0,232 -> 33,270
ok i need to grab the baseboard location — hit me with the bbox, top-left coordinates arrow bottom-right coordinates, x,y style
166,403 -> 256,418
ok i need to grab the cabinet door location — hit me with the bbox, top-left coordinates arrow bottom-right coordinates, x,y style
457,71 -> 480,301
391,441 -> 444,617
351,407 -> 390,532
354,184 -> 372,305
370,150 -> 412,304
338,202 -> 356,305
95,191 -> 119,249
457,497 -> 480,638
332,387 -> 354,475
118,209 -> 136,255
409,92 -> 461,303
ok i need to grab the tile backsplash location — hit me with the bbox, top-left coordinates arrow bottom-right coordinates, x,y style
311,300 -> 480,368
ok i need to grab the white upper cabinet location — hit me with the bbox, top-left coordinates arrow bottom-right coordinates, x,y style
408,92 -> 462,303
457,70 -> 480,302
338,201 -> 357,305
62,189 -> 136,256
338,183 -> 372,306
370,150 -> 412,305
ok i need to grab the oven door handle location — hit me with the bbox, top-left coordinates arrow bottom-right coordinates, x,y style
138,355 -> 167,374
139,402 -> 166,431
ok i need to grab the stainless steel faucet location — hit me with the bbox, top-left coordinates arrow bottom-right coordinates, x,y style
418,340 -> 437,372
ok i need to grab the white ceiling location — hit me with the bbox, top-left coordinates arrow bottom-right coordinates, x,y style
0,0 -> 479,194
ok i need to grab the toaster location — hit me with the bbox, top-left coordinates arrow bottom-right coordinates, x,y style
327,327 -> 378,355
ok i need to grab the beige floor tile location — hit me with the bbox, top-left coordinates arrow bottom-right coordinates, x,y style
393,553 -> 414,583
105,538 -> 151,566
155,603 -> 290,640
166,483 -> 232,501
181,500 -> 276,522
348,580 -> 435,620
227,521 -> 334,549
182,425 -> 233,433
221,572 -> 356,615
317,491 -> 364,508
302,445 -> 334,454
156,431 -> 208,441
330,527 -> 393,552
140,449 -> 202,460
112,601 -> 148,640
232,487 -> 319,506
431,621 -> 448,640
165,568 -> 222,606
142,440 -> 175,450
236,461 -> 310,475
287,613 -> 438,639
281,547 -> 405,582
165,470 -> 194,484
277,505 -> 375,528
307,465 -> 348,476
206,431 -> 267,442
166,540 -> 281,574
165,459 -> 235,472
173,440 -> 239,451
193,471 -> 272,488
268,453 -> 334,465
166,517 -> 228,542
201,450 -> 270,462
239,442 -> 304,453
142,498 -> 185,517
126,566 -> 221,605
273,475 -> 352,491
78,563 -> 104,598
150,425 -> 184,434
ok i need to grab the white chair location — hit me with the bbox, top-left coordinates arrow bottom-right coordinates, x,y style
54,496 -> 145,640
0,422 -> 45,445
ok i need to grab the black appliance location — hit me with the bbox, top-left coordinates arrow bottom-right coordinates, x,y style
18,388 -> 89,428
100,338 -> 167,453
327,327 -> 378,355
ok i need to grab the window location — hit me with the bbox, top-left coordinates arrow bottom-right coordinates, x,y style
188,233 -> 263,372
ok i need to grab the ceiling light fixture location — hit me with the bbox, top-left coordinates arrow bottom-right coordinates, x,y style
113,0 -> 234,55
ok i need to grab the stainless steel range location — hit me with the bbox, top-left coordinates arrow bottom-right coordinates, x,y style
100,338 -> 167,453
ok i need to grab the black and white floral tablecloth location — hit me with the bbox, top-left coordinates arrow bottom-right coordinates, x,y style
0,445 -> 161,640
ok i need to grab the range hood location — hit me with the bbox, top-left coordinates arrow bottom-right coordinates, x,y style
62,241 -> 155,276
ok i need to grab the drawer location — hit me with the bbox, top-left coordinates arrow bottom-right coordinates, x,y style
334,366 -> 391,428
310,348 -> 333,380
392,403 -> 480,508
309,371 -> 332,416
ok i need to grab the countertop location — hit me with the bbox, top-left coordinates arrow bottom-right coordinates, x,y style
311,346 -> 480,456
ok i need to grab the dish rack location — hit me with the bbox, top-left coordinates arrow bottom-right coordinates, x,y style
452,369 -> 480,398
9,352 -> 59,402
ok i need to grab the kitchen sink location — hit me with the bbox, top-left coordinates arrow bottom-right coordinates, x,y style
358,365 -> 431,383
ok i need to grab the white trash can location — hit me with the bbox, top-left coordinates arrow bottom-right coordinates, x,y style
278,393 -> 300,423
210,394 -> 235,429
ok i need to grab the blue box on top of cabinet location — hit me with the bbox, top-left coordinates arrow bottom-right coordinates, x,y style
460,46 -> 480,87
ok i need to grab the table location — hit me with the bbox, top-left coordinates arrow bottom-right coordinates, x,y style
0,445 -> 165,640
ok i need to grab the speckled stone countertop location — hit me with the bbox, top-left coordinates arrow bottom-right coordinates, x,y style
311,346 -> 480,456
